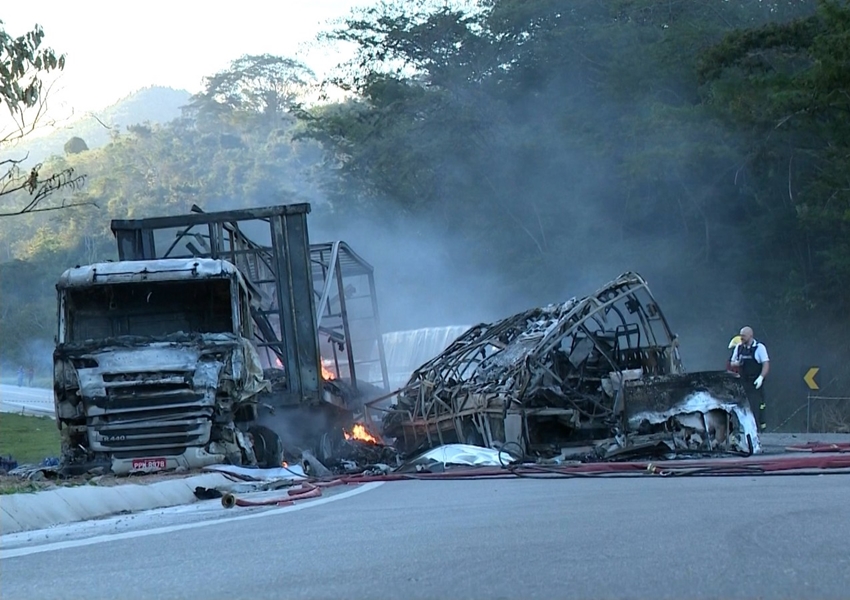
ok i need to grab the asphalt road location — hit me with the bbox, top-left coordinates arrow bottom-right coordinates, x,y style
0,384 -> 54,416
2,473 -> 848,600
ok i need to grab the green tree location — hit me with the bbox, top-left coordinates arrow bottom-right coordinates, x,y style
188,54 -> 315,121
698,0 -> 850,315
302,1 -> 764,286
0,20 -> 86,216
1,20 -> 64,138
63,136 -> 88,155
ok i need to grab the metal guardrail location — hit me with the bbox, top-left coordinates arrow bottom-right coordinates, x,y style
774,393 -> 850,434
804,395 -> 850,434
1,402 -> 55,418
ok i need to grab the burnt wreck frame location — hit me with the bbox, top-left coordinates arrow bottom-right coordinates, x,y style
377,272 -> 754,457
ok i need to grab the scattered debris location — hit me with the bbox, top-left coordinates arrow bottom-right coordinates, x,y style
302,450 -> 333,478
0,455 -> 18,473
193,486 -> 223,500
9,463 -> 60,481
330,437 -> 401,473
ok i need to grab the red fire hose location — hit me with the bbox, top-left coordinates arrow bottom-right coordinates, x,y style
221,483 -> 323,508
219,452 -> 850,508
785,442 -> 850,454
338,452 -> 850,482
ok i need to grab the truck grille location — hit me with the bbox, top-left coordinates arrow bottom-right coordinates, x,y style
86,370 -> 213,455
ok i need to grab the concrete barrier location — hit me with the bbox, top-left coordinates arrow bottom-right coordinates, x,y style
0,473 -> 240,535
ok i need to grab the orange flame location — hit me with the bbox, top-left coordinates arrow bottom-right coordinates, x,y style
344,423 -> 380,444
275,356 -> 336,380
321,359 -> 336,380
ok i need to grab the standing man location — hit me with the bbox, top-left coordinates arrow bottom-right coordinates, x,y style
729,326 -> 770,431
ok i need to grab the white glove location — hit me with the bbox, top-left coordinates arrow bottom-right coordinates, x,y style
754,375 -> 764,389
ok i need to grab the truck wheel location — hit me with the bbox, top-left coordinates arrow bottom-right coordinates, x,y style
249,425 -> 283,469
317,430 -> 344,465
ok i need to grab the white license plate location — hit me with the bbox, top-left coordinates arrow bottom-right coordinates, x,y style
131,457 -> 167,471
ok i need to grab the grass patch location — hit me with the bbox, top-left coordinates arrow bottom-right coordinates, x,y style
0,413 -> 61,464
0,479 -> 51,494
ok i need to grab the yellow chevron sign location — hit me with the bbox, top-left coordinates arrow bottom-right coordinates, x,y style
803,367 -> 820,391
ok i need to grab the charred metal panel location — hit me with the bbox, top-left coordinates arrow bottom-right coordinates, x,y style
622,371 -> 749,419
271,205 -> 319,403
620,371 -> 759,454
57,264 -> 238,343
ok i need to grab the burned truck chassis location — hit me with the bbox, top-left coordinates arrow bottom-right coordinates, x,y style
377,273 -> 759,459
54,203 -> 390,475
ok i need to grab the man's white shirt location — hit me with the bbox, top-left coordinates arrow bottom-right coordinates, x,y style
730,339 -> 770,364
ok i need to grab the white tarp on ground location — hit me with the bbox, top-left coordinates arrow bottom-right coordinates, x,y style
629,390 -> 762,454
415,444 -> 516,467
204,464 -> 307,481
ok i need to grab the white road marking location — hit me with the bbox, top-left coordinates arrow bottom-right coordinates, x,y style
0,481 -> 383,559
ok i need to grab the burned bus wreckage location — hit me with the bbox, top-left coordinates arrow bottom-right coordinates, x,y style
378,273 -> 760,461
53,203 -> 391,475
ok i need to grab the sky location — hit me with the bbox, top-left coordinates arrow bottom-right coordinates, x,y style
2,1 -> 373,128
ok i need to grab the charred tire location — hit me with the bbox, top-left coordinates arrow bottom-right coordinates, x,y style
317,430 -> 344,465
248,425 -> 283,468
318,433 -> 334,465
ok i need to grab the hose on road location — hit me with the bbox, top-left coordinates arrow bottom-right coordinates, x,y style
221,482 -> 324,508
336,453 -> 850,483
218,452 -> 850,508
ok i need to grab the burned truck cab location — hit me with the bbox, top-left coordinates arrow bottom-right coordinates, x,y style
52,202 -> 391,476
53,258 -> 271,474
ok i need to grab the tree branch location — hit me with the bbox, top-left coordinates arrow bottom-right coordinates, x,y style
0,164 -> 89,217
0,198 -> 97,218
